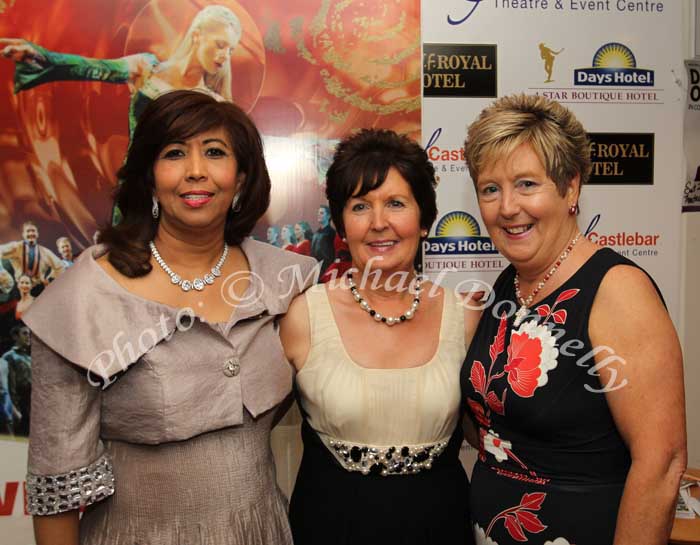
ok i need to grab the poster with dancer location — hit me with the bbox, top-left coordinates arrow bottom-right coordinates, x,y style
0,1 -> 420,539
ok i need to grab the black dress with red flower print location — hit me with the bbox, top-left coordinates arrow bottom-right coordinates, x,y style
462,249 -> 657,545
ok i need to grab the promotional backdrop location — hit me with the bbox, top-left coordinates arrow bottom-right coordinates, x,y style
421,0 -> 683,324
0,1 -> 420,541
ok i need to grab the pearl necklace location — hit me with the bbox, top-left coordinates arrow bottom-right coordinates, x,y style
347,272 -> 422,326
513,232 -> 582,326
149,240 -> 228,292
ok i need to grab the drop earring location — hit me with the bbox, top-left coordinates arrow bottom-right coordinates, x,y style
152,196 -> 159,219
231,193 -> 242,212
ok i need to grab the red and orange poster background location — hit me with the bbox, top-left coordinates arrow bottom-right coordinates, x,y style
0,0 -> 420,537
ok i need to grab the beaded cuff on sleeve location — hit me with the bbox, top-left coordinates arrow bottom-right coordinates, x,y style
26,453 -> 115,516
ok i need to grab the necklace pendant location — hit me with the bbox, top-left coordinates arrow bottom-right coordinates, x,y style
181,280 -> 193,292
171,274 -> 181,285
204,273 -> 215,285
514,306 -> 528,327
193,278 -> 205,291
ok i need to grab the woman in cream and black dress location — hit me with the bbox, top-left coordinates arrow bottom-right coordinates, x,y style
24,90 -> 316,545
280,129 -> 481,544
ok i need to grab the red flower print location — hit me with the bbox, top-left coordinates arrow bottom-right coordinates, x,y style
468,398 -> 490,427
552,309 -> 567,324
470,360 -> 487,396
535,304 -> 551,317
505,321 -> 559,398
504,333 -> 543,397
486,390 -> 506,415
555,288 -> 579,304
484,492 -> 548,542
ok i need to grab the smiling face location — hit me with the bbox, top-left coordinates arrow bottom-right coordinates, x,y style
475,142 -> 579,276
57,239 -> 72,260
153,127 -> 241,234
343,167 -> 422,275
22,224 -> 38,245
17,275 -> 31,295
194,22 -> 238,76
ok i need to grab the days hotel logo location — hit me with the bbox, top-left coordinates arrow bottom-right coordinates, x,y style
423,211 -> 504,273
424,211 -> 498,256
531,42 -> 660,104
575,43 -> 654,87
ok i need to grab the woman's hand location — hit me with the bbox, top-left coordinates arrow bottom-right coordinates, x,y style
590,265 -> 686,545
34,511 -> 79,545
0,38 -> 45,67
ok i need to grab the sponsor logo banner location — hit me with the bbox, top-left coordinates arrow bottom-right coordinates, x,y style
530,42 -> 662,104
574,43 -> 653,87
423,211 -> 506,273
584,214 -> 661,258
587,133 -> 654,185
425,128 -> 468,175
423,43 -> 497,98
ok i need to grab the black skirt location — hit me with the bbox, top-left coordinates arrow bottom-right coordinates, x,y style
289,419 -> 475,545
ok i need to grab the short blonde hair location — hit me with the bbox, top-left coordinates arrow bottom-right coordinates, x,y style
464,94 -> 591,195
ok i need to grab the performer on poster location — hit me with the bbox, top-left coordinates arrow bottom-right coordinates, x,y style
4,324 -> 31,437
0,348 -> 19,436
14,274 -> 34,321
292,221 -> 313,256
0,4 -> 242,136
280,224 -> 297,252
281,129 -> 480,544
462,94 -> 686,545
56,237 -> 74,268
23,90 -> 316,545
0,221 -> 64,296
310,205 -> 335,274
266,225 -> 282,247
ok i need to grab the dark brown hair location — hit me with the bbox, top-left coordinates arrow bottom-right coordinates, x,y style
99,90 -> 270,277
325,128 -> 437,238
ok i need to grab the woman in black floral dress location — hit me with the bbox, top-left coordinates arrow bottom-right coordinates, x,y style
461,94 -> 686,545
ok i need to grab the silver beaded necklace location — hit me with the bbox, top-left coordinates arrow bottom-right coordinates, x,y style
347,272 -> 422,326
149,240 -> 228,292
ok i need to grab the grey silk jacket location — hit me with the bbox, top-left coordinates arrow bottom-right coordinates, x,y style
22,238 -> 317,515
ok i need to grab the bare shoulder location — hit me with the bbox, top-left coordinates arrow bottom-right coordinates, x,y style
589,263 -> 678,371
284,291 -> 310,326
279,292 -> 311,369
593,264 -> 664,318
454,288 -> 483,346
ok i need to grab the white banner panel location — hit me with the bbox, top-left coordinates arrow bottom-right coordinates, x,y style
422,0 -> 683,323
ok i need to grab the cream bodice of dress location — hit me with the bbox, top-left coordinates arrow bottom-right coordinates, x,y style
296,284 -> 467,453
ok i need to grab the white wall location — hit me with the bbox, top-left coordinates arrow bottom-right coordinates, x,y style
683,0 -> 700,468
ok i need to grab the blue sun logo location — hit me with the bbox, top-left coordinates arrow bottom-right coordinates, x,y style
434,211 -> 481,237
575,42 -> 653,87
592,43 -> 636,69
